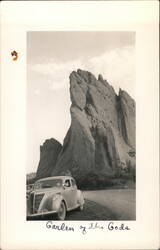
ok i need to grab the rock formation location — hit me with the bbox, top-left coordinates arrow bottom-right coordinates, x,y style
52,69 -> 135,186
36,138 -> 62,180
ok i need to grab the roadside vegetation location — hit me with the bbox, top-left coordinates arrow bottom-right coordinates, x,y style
26,165 -> 135,191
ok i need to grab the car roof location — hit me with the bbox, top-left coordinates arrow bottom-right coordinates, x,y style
36,176 -> 74,182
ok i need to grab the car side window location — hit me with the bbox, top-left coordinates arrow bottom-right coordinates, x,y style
64,179 -> 71,187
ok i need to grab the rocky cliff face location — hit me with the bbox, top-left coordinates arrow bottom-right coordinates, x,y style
52,69 -> 135,185
36,138 -> 62,179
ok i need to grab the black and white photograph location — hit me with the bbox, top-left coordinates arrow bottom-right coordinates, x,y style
26,31 -> 136,221
1,2 -> 159,250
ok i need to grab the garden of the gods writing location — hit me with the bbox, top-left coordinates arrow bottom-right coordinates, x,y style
27,68 -> 136,221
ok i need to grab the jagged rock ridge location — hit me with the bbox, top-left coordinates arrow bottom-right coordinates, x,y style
51,69 -> 135,185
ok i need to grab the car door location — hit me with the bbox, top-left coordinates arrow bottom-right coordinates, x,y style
62,179 -> 74,209
70,179 -> 77,206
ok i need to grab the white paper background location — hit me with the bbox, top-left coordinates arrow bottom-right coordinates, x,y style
0,1 -> 159,249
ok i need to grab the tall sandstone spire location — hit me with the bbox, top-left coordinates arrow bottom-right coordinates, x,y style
51,69 -> 135,184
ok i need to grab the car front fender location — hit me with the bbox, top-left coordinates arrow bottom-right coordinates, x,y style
38,193 -> 65,213
51,194 -> 65,211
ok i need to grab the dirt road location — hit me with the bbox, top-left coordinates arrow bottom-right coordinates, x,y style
83,189 -> 136,220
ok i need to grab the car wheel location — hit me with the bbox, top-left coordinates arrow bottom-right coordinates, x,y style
56,201 -> 66,220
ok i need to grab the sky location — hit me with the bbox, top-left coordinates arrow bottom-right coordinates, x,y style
27,31 -> 135,174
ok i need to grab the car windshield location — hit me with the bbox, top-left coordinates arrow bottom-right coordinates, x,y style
34,179 -> 62,189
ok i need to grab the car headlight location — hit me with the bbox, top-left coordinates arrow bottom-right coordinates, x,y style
52,194 -> 59,201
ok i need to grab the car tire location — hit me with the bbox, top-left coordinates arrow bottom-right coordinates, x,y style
56,201 -> 66,220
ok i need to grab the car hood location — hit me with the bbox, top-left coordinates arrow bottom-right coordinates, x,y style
32,187 -> 63,195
